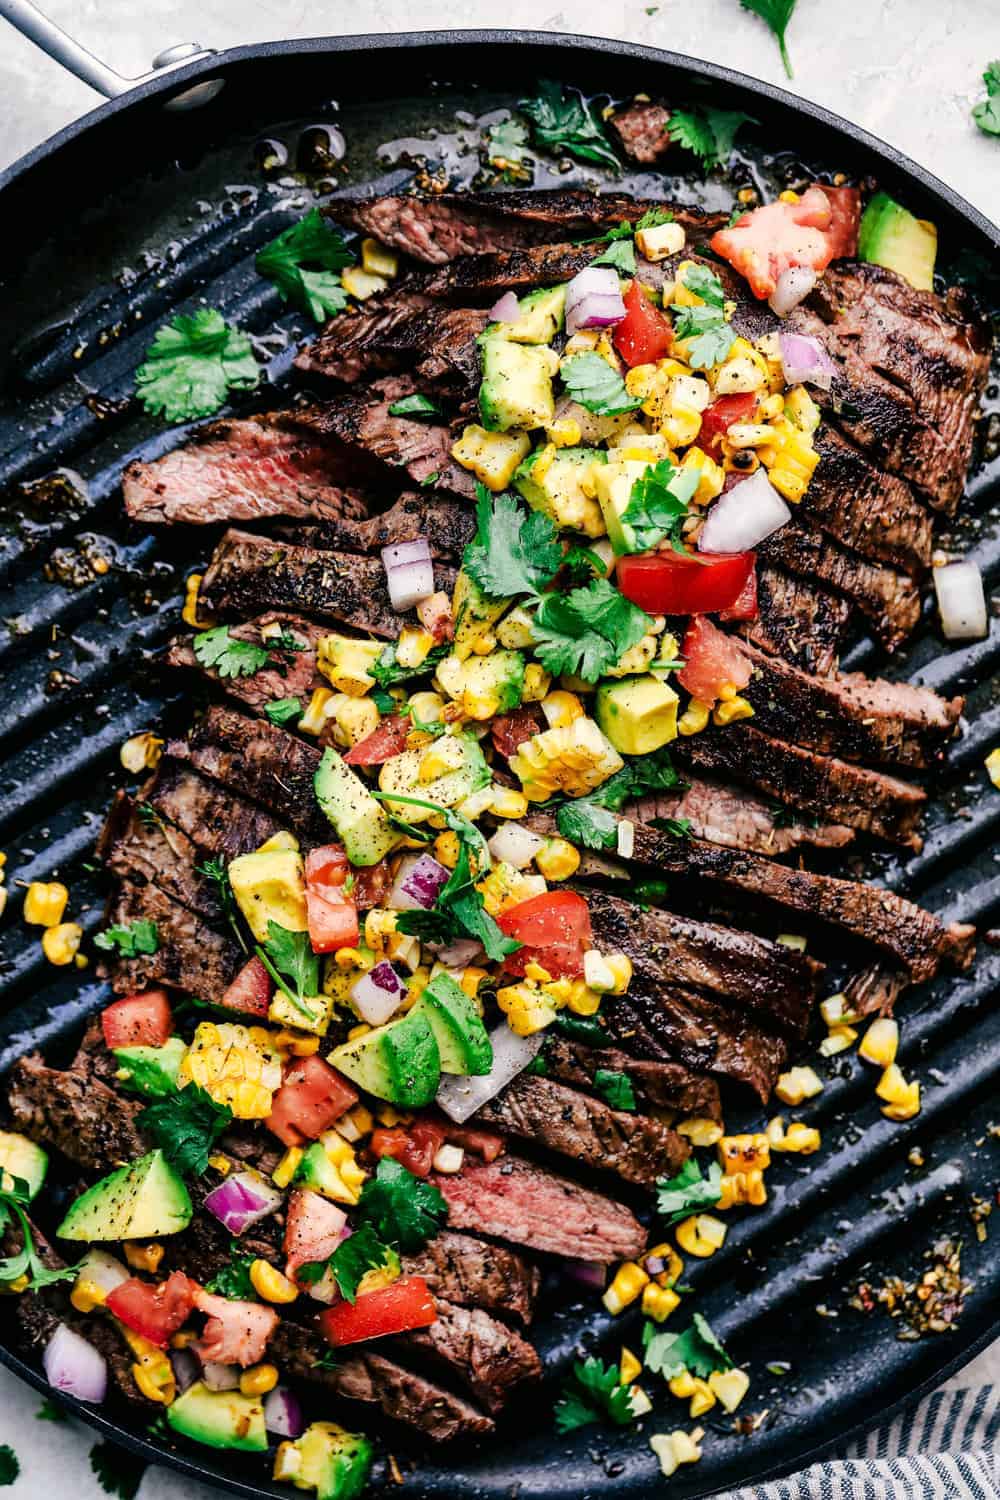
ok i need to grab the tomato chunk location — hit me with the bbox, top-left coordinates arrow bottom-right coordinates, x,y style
499,890 -> 593,979
370,1120 -> 447,1179
617,550 -> 755,617
710,185 -> 845,300
284,1187 -> 347,1283
106,1272 -> 199,1348
613,279 -> 673,367
320,1277 -> 437,1347
351,859 -> 393,910
343,716 -> 410,766
193,1289 -> 278,1367
815,184 -> 861,259
220,957 -> 273,1018
718,568 -> 759,623
101,990 -> 173,1050
304,844 -> 359,954
267,1055 -> 359,1148
677,615 -> 753,706
491,706 -> 544,759
697,393 -> 758,458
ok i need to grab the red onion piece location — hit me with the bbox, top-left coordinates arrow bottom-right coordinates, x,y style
381,538 -> 431,571
643,1254 -> 666,1277
778,330 -> 836,390
562,1258 -> 607,1291
436,1024 -> 536,1123
383,556 -> 435,612
201,1360 -> 240,1391
388,852 -> 449,911
350,960 -> 406,1026
699,467 -> 790,554
433,938 -> 484,967
489,291 -> 520,322
43,1324 -> 107,1403
768,265 -> 817,317
203,1170 -> 283,1236
169,1346 -> 199,1394
565,265 -> 626,334
263,1384 -> 306,1438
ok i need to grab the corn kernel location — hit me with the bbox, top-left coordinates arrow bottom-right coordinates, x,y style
778,1122 -> 821,1154
709,1367 -> 750,1411
240,1363 -> 280,1396
124,1242 -> 164,1273
986,748 -> 1000,788
299,686 -> 337,736
675,1214 -> 727,1258
645,1243 -> 684,1287
364,908 -> 398,951
24,881 -> 69,927
882,1084 -> 921,1122
540,691 -> 585,730
629,1384 -> 654,1418
603,952 -> 633,995
490,787 -> 529,820
602,1261 -> 649,1315
272,1146 -> 304,1189
182,573 -> 213,628
688,1378 -> 716,1418
620,1346 -> 642,1385
497,982 -> 559,1037
668,1370 -> 696,1399
859,1017 -> 899,1069
819,993 -> 857,1028
718,1133 -> 770,1173
818,1025 -> 857,1056
677,1117 -> 723,1148
535,838 -> 580,882
71,1277 -> 107,1313
717,1169 -> 767,1209
0,889 -> 6,922
250,1259 -> 299,1304
546,417 -> 582,448
876,1064 -> 921,1121
563,979 -> 602,1016
360,238 -> 398,278
42,922 -> 82,966
650,1429 -> 703,1477
678,698 -> 711,736
459,967 -> 487,999
642,1282 -> 680,1323
713,695 -> 754,726
396,627 -> 436,671
272,1030 -> 320,1058
521,663 -> 551,703
775,1065 -> 823,1106
133,1359 -> 176,1405
636,220 -> 686,261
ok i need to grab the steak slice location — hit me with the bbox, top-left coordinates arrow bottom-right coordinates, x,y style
627,775 -> 855,857
100,879 -> 244,999
8,1054 -> 144,1172
291,491 -> 476,563
540,1037 -> 723,1120
416,241 -> 598,301
300,381 -> 476,497
148,759 -> 281,863
398,1299 -> 542,1414
294,288 -> 436,383
297,303 -> 486,393
609,102 -> 672,162
676,725 -> 926,849
803,424 -> 933,578
433,1155 -> 646,1263
98,791 -> 224,916
164,613 -> 325,712
741,566 -> 850,677
473,1074 -> 688,1187
401,1230 -> 540,1326
122,413 -> 371,527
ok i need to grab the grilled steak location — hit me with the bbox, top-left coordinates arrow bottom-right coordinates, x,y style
164,612 -> 325,712
98,791 -> 225,916
291,491 -> 476,563
742,566 -> 850,677
399,1299 -> 542,1413
610,102 -> 672,162
401,1230 -> 540,1326
122,414 -> 371,527
433,1155 -> 646,1262
803,424 -> 933,578
8,1054 -> 144,1172
294,288 -> 435,383
540,1037 -> 723,1119
100,879 -> 243,999
295,384 -> 476,497
416,241 -> 598,301
677,725 -> 926,849
627,775 -> 855,856
147,759 -> 282,863
474,1074 -> 688,1187
297,303 -> 486,392
843,963 -> 907,1018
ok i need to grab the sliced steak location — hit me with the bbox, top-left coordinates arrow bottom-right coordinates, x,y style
301,381 -> 476,497
100,879 -> 243,1000
298,303 -> 486,393
610,102 -> 672,162
416,241 -> 598,301
677,725 -> 926,849
401,1230 -> 540,1326
803,424 -> 933,578
294,288 -> 436,383
7,1054 -> 144,1172
399,1299 -> 542,1414
627,775 -> 854,856
98,791 -> 224,916
291,491 -> 476,563
473,1073 -> 687,1187
148,759 -> 281,863
741,566 -> 850,677
540,1037 -> 723,1120
432,1155 -> 646,1263
122,413 -> 371,527
164,613 -> 325,712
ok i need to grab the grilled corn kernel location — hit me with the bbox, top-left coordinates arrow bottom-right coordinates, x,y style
497,983 -> 559,1037
718,1133 -> 770,1173
679,445 -> 725,504
299,686 -> 337,736
784,385 -> 821,432
602,1261 -> 649,1315
451,425 -> 532,491
535,838 -> 580,882
0,888 -> 6,921
546,417 -> 582,447
775,1065 -> 823,1106
717,1169 -> 768,1209
678,698 -> 712,736
207,1153 -> 232,1177
677,1117 -> 723,1148
726,422 -> 778,450
668,1370 -> 696,1399
71,1277 -> 107,1313
510,717 -> 623,800
24,882 -> 69,927
628,1384 -> 654,1418
459,966 -> 487,1000
778,1122 -> 821,1154
124,1242 -> 164,1273
250,1259 -> 299,1305
714,356 -> 765,395
490,787 -> 529,820
986,748 -> 1000,788
636,220 -> 686,261
645,1243 -> 683,1287
240,1363 -> 280,1396
713,695 -> 754,726
182,573 -> 209,628
859,1017 -> 899,1069
819,992 -> 858,1028
521,663 -> 551,703
688,1378 -> 717,1418
133,1359 -> 176,1405
419,738 -> 465,784
360,238 -> 398,278
818,1025 -> 857,1056
619,1346 -> 643,1385
709,1367 -> 750,1412
650,1429 -> 703,1477
540,691 -> 585,730
876,1062 -> 918,1107
364,908 -> 398,951
42,922 -> 82,966
603,952 -> 633,996
433,830 -> 461,870
675,1213 -> 727,1258
531,443 -> 557,484
582,949 -> 615,994
274,1030 -> 320,1058
672,260 -> 706,307
120,731 -> 164,774
342,265 -> 389,301
882,1085 -> 921,1122
333,1103 -> 374,1143
563,979 -> 602,1016
396,627 -> 436,672
272,1146 -> 304,1189
642,1282 -> 681,1323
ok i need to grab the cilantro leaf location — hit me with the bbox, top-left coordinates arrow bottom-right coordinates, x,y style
196,856 -> 249,953
520,80 -> 620,170
740,0 -> 797,78
643,1311 -> 733,1380
554,1356 -> 637,1433
656,1158 -> 723,1225
637,207 -> 676,231
89,1440 -> 145,1500
354,1158 -> 447,1253
264,696 -> 303,727
561,546 -> 608,584
135,308 -> 258,423
591,238 -> 636,274
0,1447 -> 17,1487
667,107 -> 756,169
0,1176 -> 76,1293
560,353 -> 642,417
299,1222 -> 401,1304
669,273 -> 737,369
556,799 -> 619,852
137,1084 -> 233,1178
618,459 -> 699,554
256,207 -> 354,322
973,60 -> 1000,136
485,116 -> 533,180
94,918 -> 159,958
533,577 -> 652,682
650,816 -> 692,839
680,264 -> 726,308
205,1242 -> 258,1300
193,625 -> 270,679
36,1398 -> 68,1423
462,485 -> 563,602
593,1069 -> 637,1111
372,642 -> 450,688
388,393 -> 443,419
556,748 -> 682,849
256,921 -> 321,1024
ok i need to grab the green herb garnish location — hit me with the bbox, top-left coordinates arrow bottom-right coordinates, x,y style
591,238 -> 635,274
618,459 -> 699,554
264,696 -> 303,727
205,1242 -> 258,1300
136,1085 -> 233,1178
372,642 -> 450,688
89,1440 -> 145,1500
560,352 -> 643,416
593,1069 -> 637,1111
0,1177 -> 75,1293
255,920 -> 320,1023
388,394 -> 443,420
521,80 -> 619,170
554,1356 -> 637,1432
655,1157 -> 724,1225
643,1311 -> 733,1379
740,0 -> 797,77
353,1158 -> 447,1254
533,577 -> 652,683
196,856 -> 249,953
462,484 -> 563,603
135,308 -> 258,423
255,207 -> 354,322
94,918 -> 159,957
973,60 -> 1000,136
299,1222 -> 401,1304
667,107 -> 757,169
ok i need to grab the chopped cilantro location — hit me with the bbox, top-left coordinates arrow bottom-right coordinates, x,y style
973,60 -> 1000,136
0,1177 -> 73,1293
0,1448 -> 16,1488
554,1356 -> 637,1432
462,484 -> 563,603
633,877 -> 670,905
485,116 -> 533,179
635,207 -> 675,231
313,1348 -> 339,1371
135,308 -> 258,423
555,747 -> 681,849
255,207 -> 354,322
561,545 -> 608,584
591,237 -> 635,274
89,1440 -> 145,1500
299,1222 -> 401,1304
264,695 -> 303,727
618,459 -> 700,554
670,265 -> 736,369
643,1311 -> 733,1379
193,624 -> 304,680
205,1242 -> 258,1300
520,80 -> 619,170
372,641 -> 449,688
740,0 -> 797,77
93,918 -> 159,957
388,393 -> 443,419
649,816 -> 692,839
136,1084 -> 233,1178
419,471 -> 440,488
256,921 -> 321,1024
556,799 -> 618,852
533,577 -> 652,682
656,1157 -> 723,1225
560,352 -> 642,416
35,1398 -> 68,1423
196,856 -> 249,954
371,687 -> 397,714
667,107 -> 757,169
593,1069 -> 637,1111
680,264 -> 726,308
354,1158 -> 447,1254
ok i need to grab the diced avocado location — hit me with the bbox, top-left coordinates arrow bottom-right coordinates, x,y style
315,748 -> 402,867
227,848 -> 308,943
378,732 -> 490,820
57,1149 -> 192,1241
166,1381 -> 267,1453
412,973 -> 493,1076
435,651 -> 525,720
113,1036 -> 187,1098
596,674 -> 680,755
293,1141 -> 351,1201
0,1131 -> 48,1201
497,285 -> 567,344
317,636 -> 384,697
479,333 -> 558,432
858,191 -> 937,292
451,424 -> 532,492
514,445 -> 607,536
452,568 -> 509,662
323,947 -> 377,1004
326,1007 -> 441,1107
496,605 -> 538,649
593,457 -> 655,555
269,985 -> 334,1037
275,1421 -> 373,1500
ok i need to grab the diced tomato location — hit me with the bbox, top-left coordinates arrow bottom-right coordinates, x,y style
320,1277 -> 437,1347
193,1289 -> 278,1368
617,549 -> 755,616
343,716 -> 410,766
352,859 -> 393,910
814,183 -> 861,259
284,1187 -> 348,1282
613,279 -> 673,367
267,1055 -> 359,1148
304,845 -> 350,889
499,890 -> 593,980
304,843 -> 359,954
106,1272 -> 199,1348
370,1120 -> 448,1179
219,956 -> 273,1018
677,615 -> 753,706
710,185 -> 844,300
416,591 -> 454,642
438,1120 -> 506,1164
101,990 -> 173,1051
491,706 -> 544,759
697,393 -> 759,458
718,568 -> 759,623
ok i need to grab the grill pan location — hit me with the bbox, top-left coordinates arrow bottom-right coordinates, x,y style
0,19 -> 999,1499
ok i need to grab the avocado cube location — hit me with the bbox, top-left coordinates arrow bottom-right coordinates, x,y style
451,423 -> 532,492
315,748 -> 401,867
858,191 -> 937,292
293,1141 -> 357,1204
276,1422 -> 374,1500
317,636 -> 384,697
514,446 -> 607,536
593,458 -> 654,555
479,333 -> 559,432
113,1036 -> 187,1099
326,1006 -> 441,1107
167,1382 -> 267,1453
227,848 -> 308,943
412,973 -> 493,1075
596,674 -> 679,755
57,1149 -> 192,1241
499,284 -> 567,344
0,1131 -> 48,1200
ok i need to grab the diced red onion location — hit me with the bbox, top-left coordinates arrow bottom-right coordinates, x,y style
778,330 -> 836,390
381,538 -> 432,571
169,1346 -> 199,1394
203,1170 -> 283,1236
699,467 -> 790,554
933,560 -> 988,640
644,1254 -> 666,1277
768,266 -> 817,317
263,1384 -> 306,1438
436,1024 -> 542,1123
489,291 -> 520,322
350,960 -> 406,1026
487,821 -> 545,870
565,265 -> 626,334
201,1360 -> 240,1392
381,539 -> 435,613
433,938 -> 484,967
562,1258 -> 607,1290
43,1324 -> 107,1403
388,852 -> 450,911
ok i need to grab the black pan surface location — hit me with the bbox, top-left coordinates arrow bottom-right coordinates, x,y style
0,31 -> 998,1500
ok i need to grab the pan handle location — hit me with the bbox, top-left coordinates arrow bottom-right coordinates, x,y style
0,0 -> 222,106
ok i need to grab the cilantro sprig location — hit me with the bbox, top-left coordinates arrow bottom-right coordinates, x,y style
255,920 -> 321,1023
137,1085 -> 233,1178
196,856 -> 249,953
560,353 -> 643,417
0,1177 -> 76,1292
591,238 -> 635,274
521,80 -> 619,170
618,460 -> 700,555
667,107 -> 757,169
554,1356 -> 637,1433
656,1157 -> 724,1225
670,264 -> 736,370
256,207 -> 354,323
533,577 -> 652,683
555,747 -> 682,850
353,1158 -> 447,1254
298,1221 -> 401,1304
462,484 -> 563,603
205,1242 -> 258,1300
643,1311 -> 733,1379
193,625 -> 304,681
372,642 -> 450,688
94,919 -> 159,958
593,1069 -> 637,1111
135,308 -> 258,424
484,115 -> 533,180
973,60 -> 1000,136
740,0 -> 797,78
